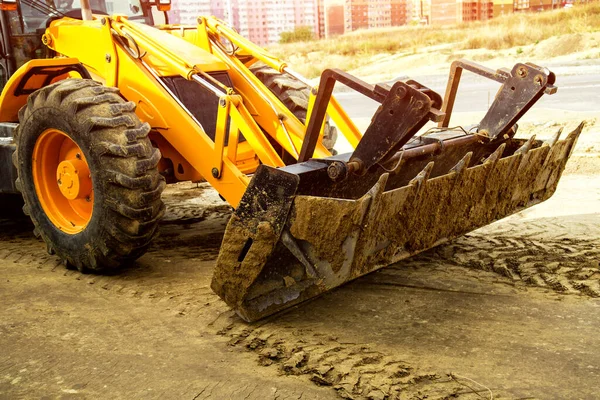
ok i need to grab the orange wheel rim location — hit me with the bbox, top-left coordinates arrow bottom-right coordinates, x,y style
32,128 -> 93,234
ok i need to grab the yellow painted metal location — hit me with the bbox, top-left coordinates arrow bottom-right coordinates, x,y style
0,58 -> 86,122
115,17 -> 227,75
42,18 -> 119,84
6,13 -> 358,208
208,39 -> 331,160
195,17 -> 213,52
101,16 -> 118,86
226,120 -> 241,164
213,96 -> 230,178
230,102 -> 285,167
327,96 -> 363,148
203,17 -> 287,73
40,18 -> 259,206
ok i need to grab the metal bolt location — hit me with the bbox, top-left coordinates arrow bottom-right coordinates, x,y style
517,67 -> 527,78
311,87 -> 318,95
211,168 -> 220,178
415,100 -> 424,110
219,98 -> 227,107
105,54 -> 111,63
85,196 -> 91,202
534,75 -> 543,86
396,86 -> 407,99
327,161 -> 348,182
76,153 -> 81,159
57,179 -> 62,186
101,18 -> 107,25
197,17 -> 203,24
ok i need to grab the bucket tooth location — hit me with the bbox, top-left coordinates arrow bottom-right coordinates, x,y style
544,127 -> 563,147
515,135 -> 536,155
567,121 -> 585,140
366,172 -> 389,199
450,151 -> 473,175
483,143 -> 506,164
566,121 -> 585,157
409,161 -> 434,192
533,124 -> 582,196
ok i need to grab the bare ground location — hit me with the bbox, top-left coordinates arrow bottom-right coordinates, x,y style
1,119 -> 599,399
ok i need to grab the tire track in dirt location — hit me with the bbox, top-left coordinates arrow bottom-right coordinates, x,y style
3,188 -> 599,399
206,216 -> 600,399
0,193 -> 232,319
395,216 -> 600,298
1,205 -> 470,399
0,201 -> 491,399
210,319 -> 484,400
150,183 -> 232,261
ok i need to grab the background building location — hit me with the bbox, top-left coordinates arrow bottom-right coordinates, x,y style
429,0 -> 456,24
409,0 -> 431,24
169,0 -> 212,24
168,0 -> 594,44
324,0 -> 346,37
457,0 -> 493,23
342,0 -> 409,32
170,0 -> 319,45
493,0 -> 513,16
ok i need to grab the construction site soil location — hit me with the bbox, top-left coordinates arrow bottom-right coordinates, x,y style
1,118 -> 599,399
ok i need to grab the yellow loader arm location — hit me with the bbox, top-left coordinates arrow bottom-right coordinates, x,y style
41,14 -> 334,207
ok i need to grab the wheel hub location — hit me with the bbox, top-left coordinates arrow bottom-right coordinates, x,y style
56,158 -> 91,200
32,128 -> 94,234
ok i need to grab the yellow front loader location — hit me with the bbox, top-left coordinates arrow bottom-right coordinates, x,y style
0,0 -> 581,321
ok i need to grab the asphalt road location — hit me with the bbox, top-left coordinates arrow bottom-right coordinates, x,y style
335,61 -> 600,118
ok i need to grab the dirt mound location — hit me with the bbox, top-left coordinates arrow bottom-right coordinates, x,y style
534,33 -> 586,58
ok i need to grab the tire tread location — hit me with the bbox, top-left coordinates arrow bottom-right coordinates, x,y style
15,79 -> 165,273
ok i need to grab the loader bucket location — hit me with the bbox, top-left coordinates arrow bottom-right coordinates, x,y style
212,60 -> 583,321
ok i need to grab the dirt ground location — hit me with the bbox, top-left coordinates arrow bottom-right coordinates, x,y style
1,116 -> 599,399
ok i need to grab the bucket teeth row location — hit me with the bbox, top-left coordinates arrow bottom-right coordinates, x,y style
212,123 -> 583,321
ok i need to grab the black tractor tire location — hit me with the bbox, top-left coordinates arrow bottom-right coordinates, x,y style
13,79 -> 165,273
252,65 -> 338,153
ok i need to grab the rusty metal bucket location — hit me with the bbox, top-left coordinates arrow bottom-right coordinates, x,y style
211,60 -> 583,321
